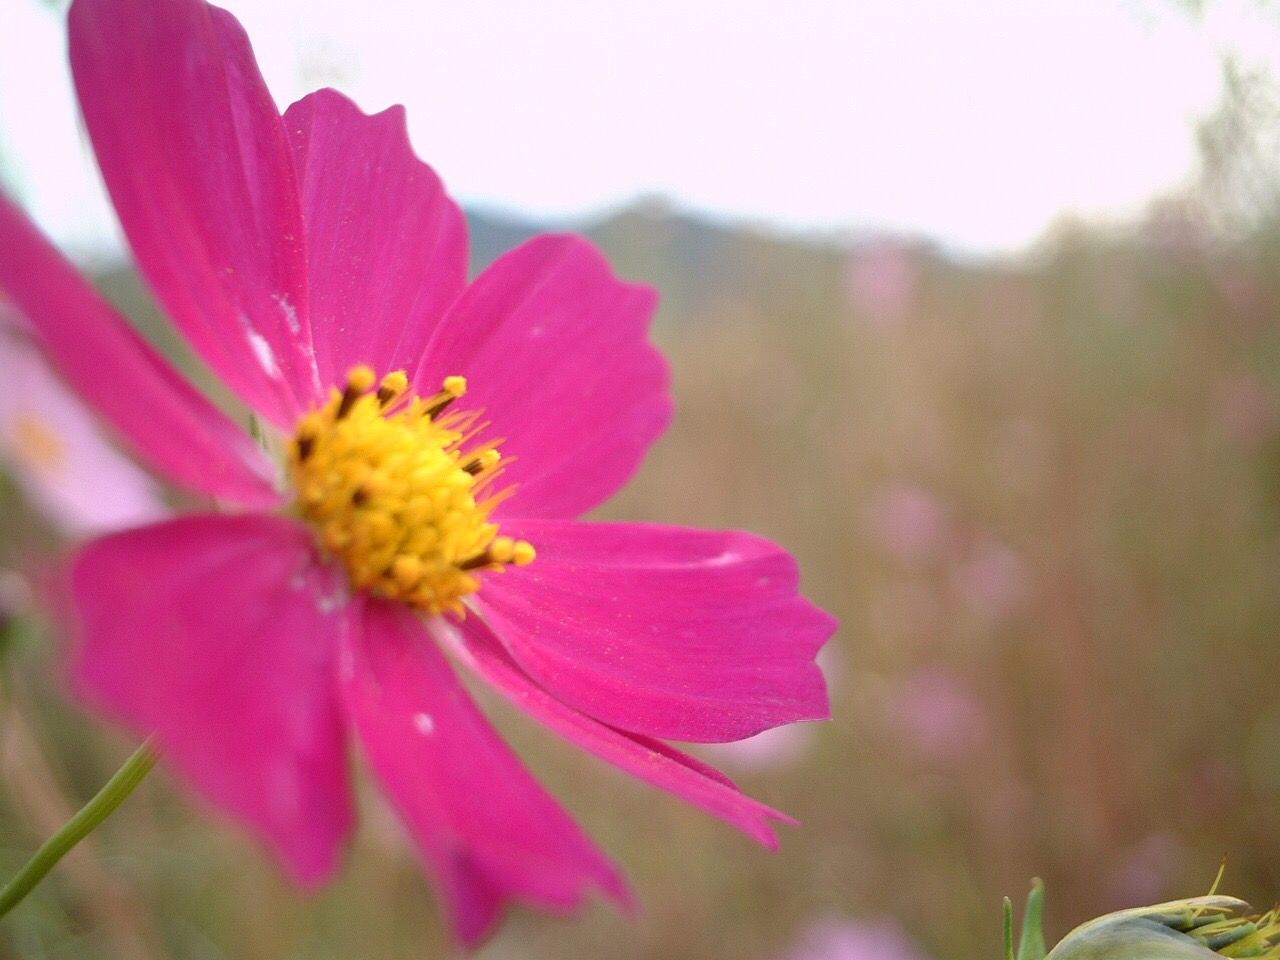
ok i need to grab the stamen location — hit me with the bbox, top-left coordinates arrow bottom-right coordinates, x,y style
289,367 -> 533,615
458,552 -> 491,572
10,415 -> 67,473
377,370 -> 409,408
425,375 -> 468,420
462,449 -> 501,476
459,536 -> 536,571
336,365 -> 377,419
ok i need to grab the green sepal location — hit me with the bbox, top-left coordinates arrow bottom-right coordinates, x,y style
1005,878 -> 1047,960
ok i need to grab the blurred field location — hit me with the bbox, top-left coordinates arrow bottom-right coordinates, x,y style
3,192 -> 1280,959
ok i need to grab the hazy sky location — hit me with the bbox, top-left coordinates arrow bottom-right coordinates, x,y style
1,0 -> 1276,256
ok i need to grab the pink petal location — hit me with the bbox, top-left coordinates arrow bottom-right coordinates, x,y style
0,196 -> 281,508
69,0 -> 318,424
414,235 -> 671,519
71,515 -> 353,884
284,89 -> 467,391
475,520 -> 835,743
341,597 -> 627,947
443,615 -> 793,849
0,323 -> 168,537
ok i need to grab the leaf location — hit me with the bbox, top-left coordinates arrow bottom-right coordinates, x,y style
1018,878 -> 1048,960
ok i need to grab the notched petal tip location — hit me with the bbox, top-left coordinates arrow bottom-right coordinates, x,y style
445,615 -> 798,854
477,520 -> 838,743
71,0 -> 319,424
284,87 -> 468,390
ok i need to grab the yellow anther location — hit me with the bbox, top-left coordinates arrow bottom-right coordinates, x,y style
347,365 -> 377,392
11,415 -> 67,472
489,536 -> 517,563
296,413 -> 323,436
424,375 -> 469,421
463,448 -> 502,476
376,370 -> 410,407
391,555 -> 423,589
289,368 -> 535,615
484,536 -> 536,567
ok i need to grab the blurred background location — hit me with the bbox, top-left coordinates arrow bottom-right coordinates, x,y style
3,0 -> 1280,957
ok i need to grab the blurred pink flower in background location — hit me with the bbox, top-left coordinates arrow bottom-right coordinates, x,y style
952,536 -> 1029,623
892,669 -> 987,761
702,647 -> 841,773
1105,832 -> 1181,908
701,720 -> 817,773
0,0 -> 834,945
1188,757 -> 1242,819
864,485 -> 949,564
776,918 -> 931,960
0,318 -> 167,537
844,242 -> 920,327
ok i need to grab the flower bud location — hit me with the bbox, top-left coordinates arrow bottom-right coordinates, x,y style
1046,896 -> 1279,960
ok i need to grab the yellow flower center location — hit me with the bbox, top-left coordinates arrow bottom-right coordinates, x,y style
288,365 -> 534,615
11,415 -> 67,473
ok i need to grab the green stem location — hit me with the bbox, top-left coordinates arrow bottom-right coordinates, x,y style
0,738 -> 159,919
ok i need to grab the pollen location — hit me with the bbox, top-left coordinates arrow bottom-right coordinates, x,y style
11,414 -> 67,473
288,366 -> 535,615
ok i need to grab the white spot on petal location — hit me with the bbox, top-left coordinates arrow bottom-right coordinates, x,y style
706,550 -> 742,567
247,330 -> 281,379
274,293 -> 301,336
413,712 -> 435,735
315,588 -> 347,615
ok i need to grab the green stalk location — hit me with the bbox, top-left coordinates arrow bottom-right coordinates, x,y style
0,738 -> 159,919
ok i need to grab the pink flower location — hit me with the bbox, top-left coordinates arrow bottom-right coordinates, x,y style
1105,832 -> 1181,907
844,242 -> 919,328
0,311 -> 168,537
863,485 -> 948,564
700,723 -> 817,773
892,669 -> 986,761
951,536 -> 1028,623
777,918 -> 931,960
0,0 -> 834,945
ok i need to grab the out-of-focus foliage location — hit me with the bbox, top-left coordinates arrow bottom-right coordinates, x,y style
1197,60 -> 1280,235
